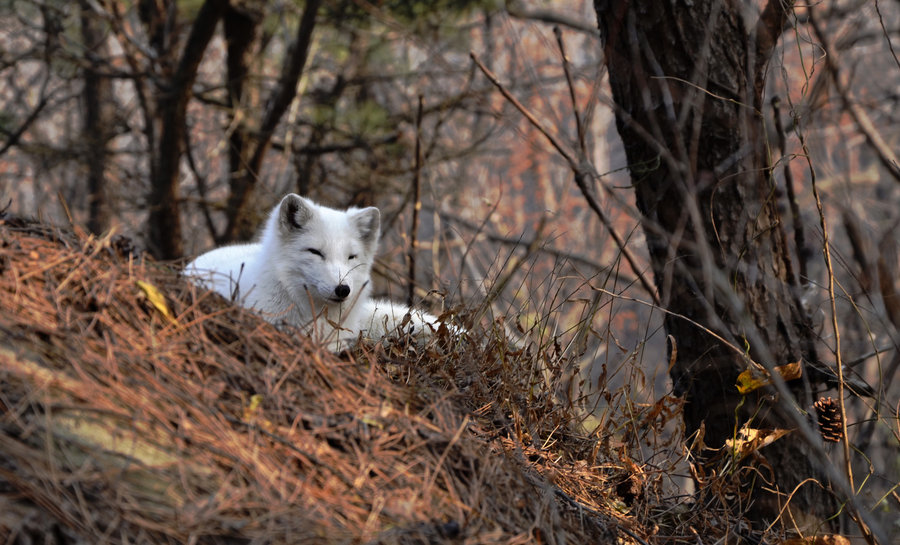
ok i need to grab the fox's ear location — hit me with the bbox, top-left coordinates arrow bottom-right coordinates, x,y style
353,207 -> 381,250
279,193 -> 313,233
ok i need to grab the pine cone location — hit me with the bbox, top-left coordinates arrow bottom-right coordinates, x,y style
814,397 -> 844,443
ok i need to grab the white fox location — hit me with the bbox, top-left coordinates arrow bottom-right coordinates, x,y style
185,194 -> 441,349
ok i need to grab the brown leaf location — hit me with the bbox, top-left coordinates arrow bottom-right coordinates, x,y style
725,427 -> 792,462
736,360 -> 802,394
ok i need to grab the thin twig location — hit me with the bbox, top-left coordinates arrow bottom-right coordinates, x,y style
430,204 -> 634,283
804,142 -> 852,485
0,71 -> 54,156
469,53 -> 576,166
553,27 -> 586,155
754,0 -> 795,94
505,4 -> 600,36
873,0 -> 900,73
468,217 -> 547,327
593,288 -> 753,365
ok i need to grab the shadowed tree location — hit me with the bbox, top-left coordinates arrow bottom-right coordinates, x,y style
218,0 -> 266,243
144,0 -> 230,259
594,0 -> 844,533
221,0 -> 322,242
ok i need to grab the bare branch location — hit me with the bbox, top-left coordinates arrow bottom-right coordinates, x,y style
469,53 -> 577,167
873,0 -> 900,73
505,3 -> 600,35
255,0 -> 321,161
0,79 -> 53,157
800,125 -> 883,545
553,26 -> 587,156
470,52 -> 660,306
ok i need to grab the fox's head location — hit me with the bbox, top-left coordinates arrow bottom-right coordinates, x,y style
268,193 -> 380,311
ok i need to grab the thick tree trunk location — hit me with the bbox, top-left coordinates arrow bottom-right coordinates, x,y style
594,0 -> 836,531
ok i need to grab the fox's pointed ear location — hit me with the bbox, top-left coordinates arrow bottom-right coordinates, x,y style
279,194 -> 313,234
353,207 -> 381,250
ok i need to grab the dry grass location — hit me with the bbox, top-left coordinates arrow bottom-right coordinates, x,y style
0,216 -> 731,544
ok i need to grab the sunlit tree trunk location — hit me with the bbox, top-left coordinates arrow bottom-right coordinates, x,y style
594,0 -> 837,530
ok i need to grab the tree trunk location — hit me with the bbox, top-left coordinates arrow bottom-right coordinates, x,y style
219,2 -> 264,244
80,1 -> 115,235
146,0 -> 228,260
594,0 -> 836,531
222,0 -> 322,242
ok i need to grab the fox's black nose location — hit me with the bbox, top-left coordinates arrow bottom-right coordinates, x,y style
334,284 -> 351,300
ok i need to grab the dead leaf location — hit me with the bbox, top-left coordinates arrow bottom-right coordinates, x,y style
136,280 -> 178,326
736,360 -> 802,394
725,426 -> 791,462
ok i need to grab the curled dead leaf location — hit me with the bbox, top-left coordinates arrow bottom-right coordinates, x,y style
736,360 -> 802,394
725,426 -> 792,462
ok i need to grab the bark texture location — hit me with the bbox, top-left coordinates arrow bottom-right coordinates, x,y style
594,0 -> 836,531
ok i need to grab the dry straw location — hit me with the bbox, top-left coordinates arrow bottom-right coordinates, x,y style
0,216 -> 728,544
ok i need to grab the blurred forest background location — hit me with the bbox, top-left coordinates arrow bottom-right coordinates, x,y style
2,0 -> 900,539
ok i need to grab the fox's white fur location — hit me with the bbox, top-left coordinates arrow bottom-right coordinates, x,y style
185,194 -> 440,348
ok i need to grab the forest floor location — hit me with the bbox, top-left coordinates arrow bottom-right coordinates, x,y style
0,215 -> 804,544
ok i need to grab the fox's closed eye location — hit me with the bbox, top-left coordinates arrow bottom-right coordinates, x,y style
306,248 -> 324,258
348,254 -> 357,260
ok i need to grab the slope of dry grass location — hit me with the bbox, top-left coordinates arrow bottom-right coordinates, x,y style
0,216 -> 719,544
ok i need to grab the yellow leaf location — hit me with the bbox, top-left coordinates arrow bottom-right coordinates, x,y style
136,280 -> 178,325
360,415 -> 384,429
736,360 -> 802,394
736,369 -> 768,394
241,393 -> 272,431
241,393 -> 263,420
